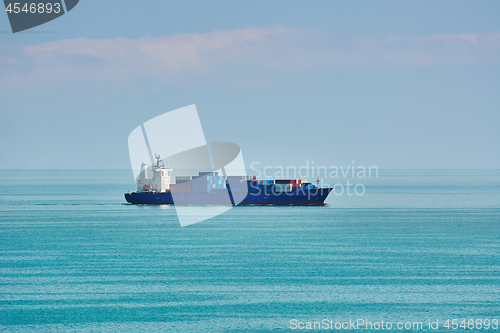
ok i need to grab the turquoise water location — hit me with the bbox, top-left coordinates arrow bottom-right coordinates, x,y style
0,170 -> 499,332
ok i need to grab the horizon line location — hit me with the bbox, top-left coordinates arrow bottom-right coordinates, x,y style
0,168 -> 499,171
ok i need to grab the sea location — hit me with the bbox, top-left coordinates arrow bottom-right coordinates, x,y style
0,170 -> 499,332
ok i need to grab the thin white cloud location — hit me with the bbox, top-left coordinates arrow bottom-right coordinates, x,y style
385,32 -> 500,65
413,33 -> 484,44
1,28 -> 500,91
22,26 -> 312,75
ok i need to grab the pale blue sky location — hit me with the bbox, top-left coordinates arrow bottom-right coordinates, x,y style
1,1 -> 499,169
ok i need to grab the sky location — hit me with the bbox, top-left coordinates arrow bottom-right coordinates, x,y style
0,1 -> 499,169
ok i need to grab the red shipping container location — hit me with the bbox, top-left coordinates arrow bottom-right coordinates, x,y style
170,183 -> 192,193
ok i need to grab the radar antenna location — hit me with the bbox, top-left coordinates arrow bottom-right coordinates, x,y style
155,154 -> 162,167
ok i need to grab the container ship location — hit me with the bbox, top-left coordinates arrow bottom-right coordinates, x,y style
124,156 -> 332,205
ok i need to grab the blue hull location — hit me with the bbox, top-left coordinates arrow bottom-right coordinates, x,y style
125,188 -> 332,205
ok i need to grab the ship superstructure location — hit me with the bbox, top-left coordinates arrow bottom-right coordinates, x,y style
136,155 -> 173,193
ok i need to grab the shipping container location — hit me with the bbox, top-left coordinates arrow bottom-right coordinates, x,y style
207,176 -> 225,182
227,176 -> 245,180
199,171 -> 218,176
170,183 -> 192,193
192,176 -> 209,192
175,176 -> 192,184
275,179 -> 293,184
